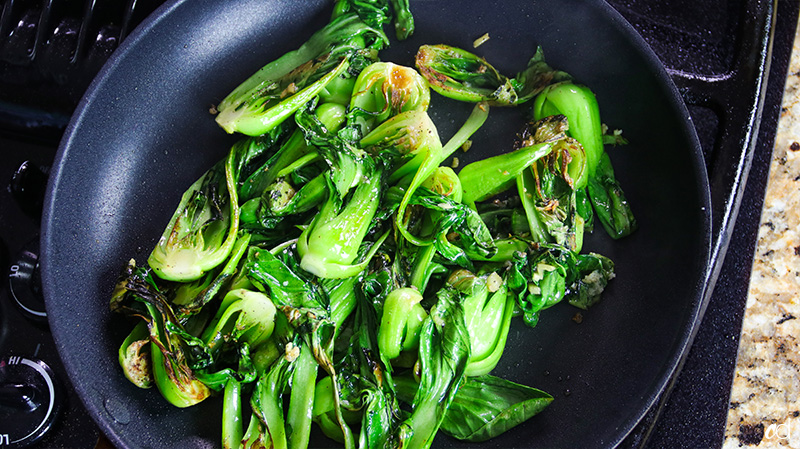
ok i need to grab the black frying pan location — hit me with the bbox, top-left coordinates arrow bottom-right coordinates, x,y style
41,0 -> 711,448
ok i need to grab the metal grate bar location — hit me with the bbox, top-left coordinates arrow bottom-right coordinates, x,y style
0,0 -> 15,44
71,0 -> 95,63
119,0 -> 138,42
31,0 -> 53,61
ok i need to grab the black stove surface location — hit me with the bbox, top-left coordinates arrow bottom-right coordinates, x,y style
0,138 -> 100,447
0,0 -> 797,448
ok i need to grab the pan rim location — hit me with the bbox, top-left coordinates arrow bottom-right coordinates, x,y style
40,0 -> 712,448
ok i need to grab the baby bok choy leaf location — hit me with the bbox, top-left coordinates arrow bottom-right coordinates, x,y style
216,57 -> 351,137
332,0 -> 414,40
377,287 -> 425,360
244,246 -> 327,311
415,44 -> 569,106
393,373 -> 552,443
566,252 -> 615,310
458,114 -> 570,210
200,288 -> 277,360
390,0 -> 414,40
587,152 -> 638,239
335,276 -> 404,449
215,10 -> 388,135
415,44 -> 515,105
117,321 -> 152,389
516,140 -> 583,250
447,269 -> 515,376
532,82 -> 603,184
249,339 -> 298,449
286,339 -> 319,449
148,136 -> 270,282
147,158 -> 234,282
237,102 -> 343,204
505,247 -> 571,328
361,109 -> 443,246
405,167 -> 463,290
331,0 -> 391,29
295,100 -> 367,198
297,160 -> 388,279
239,103 -> 347,240
532,81 -> 637,238
392,285 -> 470,449
245,244 -> 360,448
458,137 -> 555,208
112,264 -> 212,407
347,61 -> 430,137
391,185 -> 497,268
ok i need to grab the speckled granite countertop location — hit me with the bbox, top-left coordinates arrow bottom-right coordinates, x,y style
722,24 -> 800,449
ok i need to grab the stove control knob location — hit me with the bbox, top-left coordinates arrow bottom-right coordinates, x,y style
8,239 -> 46,321
0,356 -> 63,448
10,161 -> 49,219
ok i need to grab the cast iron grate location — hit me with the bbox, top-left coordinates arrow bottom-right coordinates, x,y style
0,0 -> 162,138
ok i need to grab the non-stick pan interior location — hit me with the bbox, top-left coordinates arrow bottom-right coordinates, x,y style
41,1 -> 710,448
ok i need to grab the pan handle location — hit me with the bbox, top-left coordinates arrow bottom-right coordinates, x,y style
668,0 -> 776,298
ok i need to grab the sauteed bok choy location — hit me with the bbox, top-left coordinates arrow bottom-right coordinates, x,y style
110,1 -> 636,448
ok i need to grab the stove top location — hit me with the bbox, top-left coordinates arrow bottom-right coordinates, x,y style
0,138 -> 99,447
0,0 -> 796,447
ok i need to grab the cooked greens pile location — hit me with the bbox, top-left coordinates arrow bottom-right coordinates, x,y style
110,1 -> 636,448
